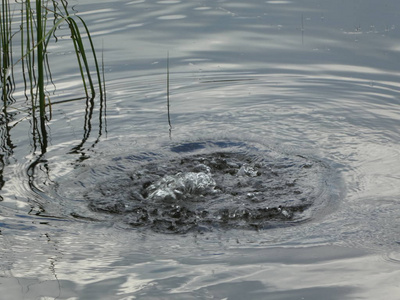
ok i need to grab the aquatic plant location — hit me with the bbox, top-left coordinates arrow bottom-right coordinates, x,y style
0,0 -> 17,157
167,51 -> 172,136
1,0 -> 105,152
0,0 -> 12,102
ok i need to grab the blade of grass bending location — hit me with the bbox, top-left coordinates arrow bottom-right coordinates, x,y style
14,15 -> 65,67
58,0 -> 99,97
66,18 -> 90,97
67,17 -> 96,97
76,16 -> 104,98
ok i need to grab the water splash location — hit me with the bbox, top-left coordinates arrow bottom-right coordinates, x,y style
65,140 -> 341,233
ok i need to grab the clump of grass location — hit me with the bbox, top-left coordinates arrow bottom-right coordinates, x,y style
1,0 -> 105,151
20,0 -> 104,116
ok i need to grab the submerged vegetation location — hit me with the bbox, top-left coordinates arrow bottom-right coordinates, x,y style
0,0 -> 105,153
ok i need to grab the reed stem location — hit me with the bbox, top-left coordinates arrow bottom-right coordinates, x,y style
36,0 -> 46,121
167,51 -> 171,130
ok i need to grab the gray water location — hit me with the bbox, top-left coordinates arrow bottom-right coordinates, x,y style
1,0 -> 400,299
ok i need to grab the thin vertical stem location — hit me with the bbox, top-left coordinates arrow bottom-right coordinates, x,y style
167,51 -> 172,131
36,0 -> 47,152
1,0 -> 10,102
36,0 -> 45,117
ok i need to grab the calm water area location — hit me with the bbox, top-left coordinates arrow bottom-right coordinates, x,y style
1,0 -> 400,299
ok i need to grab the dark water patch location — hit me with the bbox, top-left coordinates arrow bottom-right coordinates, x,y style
73,140 -> 341,233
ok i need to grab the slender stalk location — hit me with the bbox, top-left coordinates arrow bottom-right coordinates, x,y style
36,0 -> 45,118
1,0 -> 11,101
100,40 -> 107,136
167,51 -> 171,130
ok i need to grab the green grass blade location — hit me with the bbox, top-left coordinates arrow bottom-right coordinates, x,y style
36,0 -> 45,119
167,51 -> 172,129
66,17 -> 91,97
76,16 -> 103,97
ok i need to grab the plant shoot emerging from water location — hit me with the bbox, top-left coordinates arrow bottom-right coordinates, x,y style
1,0 -> 105,151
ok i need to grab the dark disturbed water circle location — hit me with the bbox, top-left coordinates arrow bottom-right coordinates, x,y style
80,140 -> 340,233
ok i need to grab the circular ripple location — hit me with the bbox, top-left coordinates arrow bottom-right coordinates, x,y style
78,140 -> 341,233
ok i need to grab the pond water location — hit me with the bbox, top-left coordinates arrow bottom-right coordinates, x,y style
1,0 -> 400,299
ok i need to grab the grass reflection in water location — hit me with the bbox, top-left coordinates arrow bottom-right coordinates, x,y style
0,0 -> 105,202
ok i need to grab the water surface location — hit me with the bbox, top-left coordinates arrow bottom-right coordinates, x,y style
1,0 -> 400,299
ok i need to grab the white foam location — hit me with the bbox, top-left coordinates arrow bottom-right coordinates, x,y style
147,170 -> 216,202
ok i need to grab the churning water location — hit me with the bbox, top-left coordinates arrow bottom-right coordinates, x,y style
51,139 -> 341,233
1,0 -> 400,299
